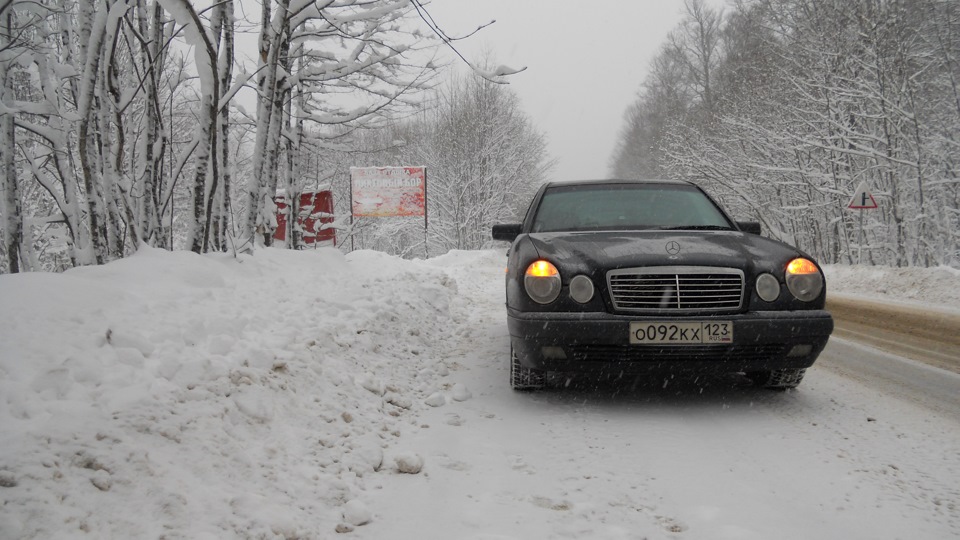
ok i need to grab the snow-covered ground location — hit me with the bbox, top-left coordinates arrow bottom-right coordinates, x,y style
1,247 -> 958,539
823,263 -> 960,311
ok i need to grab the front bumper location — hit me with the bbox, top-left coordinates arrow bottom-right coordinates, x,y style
508,308 -> 834,373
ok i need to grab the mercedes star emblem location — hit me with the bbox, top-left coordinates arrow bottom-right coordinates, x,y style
665,241 -> 681,255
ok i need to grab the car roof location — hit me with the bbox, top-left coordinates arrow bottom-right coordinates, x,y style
541,178 -> 694,189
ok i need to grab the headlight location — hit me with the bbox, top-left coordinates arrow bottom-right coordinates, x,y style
785,258 -> 823,302
524,260 -> 561,304
755,273 -> 780,302
569,275 -> 595,303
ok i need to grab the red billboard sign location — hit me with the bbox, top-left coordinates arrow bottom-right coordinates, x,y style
350,166 -> 426,217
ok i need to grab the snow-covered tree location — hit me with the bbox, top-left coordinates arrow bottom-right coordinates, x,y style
241,0 -> 439,251
342,72 -> 551,257
0,0 -> 487,273
611,0 -> 960,268
1,6 -> 23,272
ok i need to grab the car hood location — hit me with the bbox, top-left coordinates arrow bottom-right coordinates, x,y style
526,230 -> 803,273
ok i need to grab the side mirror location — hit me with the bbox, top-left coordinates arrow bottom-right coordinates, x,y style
492,223 -> 522,242
737,221 -> 761,235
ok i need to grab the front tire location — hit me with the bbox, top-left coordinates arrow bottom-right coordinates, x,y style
748,368 -> 807,389
510,345 -> 545,391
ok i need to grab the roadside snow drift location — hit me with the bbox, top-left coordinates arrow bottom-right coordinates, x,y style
0,246 -> 484,538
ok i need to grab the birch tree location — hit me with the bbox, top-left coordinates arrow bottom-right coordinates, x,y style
133,0 -> 171,248
3,0 -> 96,268
1,5 -> 23,272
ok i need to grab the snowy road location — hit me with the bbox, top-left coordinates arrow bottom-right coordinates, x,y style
819,338 -> 960,419
366,363 -> 960,539
359,254 -> 960,540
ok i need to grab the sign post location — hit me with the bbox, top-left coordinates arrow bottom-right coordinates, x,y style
847,181 -> 878,264
423,169 -> 428,259
349,166 -> 428,255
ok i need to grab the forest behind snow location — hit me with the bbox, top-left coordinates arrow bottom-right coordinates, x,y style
1,0 -> 957,273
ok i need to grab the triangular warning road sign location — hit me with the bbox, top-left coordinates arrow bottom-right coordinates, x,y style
848,181 -> 878,209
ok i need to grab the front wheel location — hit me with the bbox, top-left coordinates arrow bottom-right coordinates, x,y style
510,345 -> 545,391
748,368 -> 807,390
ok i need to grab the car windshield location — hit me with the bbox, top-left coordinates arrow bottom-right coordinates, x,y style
530,183 -> 734,233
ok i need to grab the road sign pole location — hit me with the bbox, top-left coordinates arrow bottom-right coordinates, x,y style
349,172 -> 355,253
423,168 -> 428,260
858,209 -> 863,264
847,181 -> 877,264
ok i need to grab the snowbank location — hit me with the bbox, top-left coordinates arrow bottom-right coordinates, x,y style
0,246 -> 494,538
824,263 -> 960,311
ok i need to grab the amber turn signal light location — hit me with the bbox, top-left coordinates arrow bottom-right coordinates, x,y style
524,260 -> 562,304
526,260 -> 559,277
786,258 -> 818,275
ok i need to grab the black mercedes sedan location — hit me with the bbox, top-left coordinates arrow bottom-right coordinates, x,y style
492,179 -> 834,391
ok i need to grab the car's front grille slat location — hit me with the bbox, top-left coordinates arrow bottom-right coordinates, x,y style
607,266 -> 744,313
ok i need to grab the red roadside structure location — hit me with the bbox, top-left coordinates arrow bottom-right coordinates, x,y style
274,190 -> 336,247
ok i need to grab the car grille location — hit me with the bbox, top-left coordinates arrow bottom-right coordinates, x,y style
607,266 -> 744,312
570,344 -> 787,363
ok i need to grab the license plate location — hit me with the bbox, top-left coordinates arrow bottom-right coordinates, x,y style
629,321 -> 733,345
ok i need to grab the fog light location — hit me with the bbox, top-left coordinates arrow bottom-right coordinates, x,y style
787,344 -> 813,358
541,346 -> 567,360
756,273 -> 780,302
569,275 -> 595,303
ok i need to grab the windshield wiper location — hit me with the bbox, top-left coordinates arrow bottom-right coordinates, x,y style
658,225 -> 734,231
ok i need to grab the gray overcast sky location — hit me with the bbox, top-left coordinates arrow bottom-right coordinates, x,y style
423,1 -> 721,182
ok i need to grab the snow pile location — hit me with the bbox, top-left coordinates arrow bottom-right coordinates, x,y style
824,263 -> 960,310
0,246 -> 487,538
